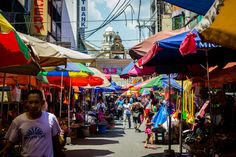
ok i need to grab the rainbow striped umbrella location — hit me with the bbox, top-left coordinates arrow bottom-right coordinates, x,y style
38,62 -> 94,77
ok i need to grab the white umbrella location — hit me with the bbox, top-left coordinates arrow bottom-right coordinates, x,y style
18,32 -> 95,67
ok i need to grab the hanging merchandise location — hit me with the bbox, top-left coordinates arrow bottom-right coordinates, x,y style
11,85 -> 21,102
186,90 -> 195,124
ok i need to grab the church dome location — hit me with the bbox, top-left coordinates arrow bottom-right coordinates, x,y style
105,26 -> 114,32
114,34 -> 121,41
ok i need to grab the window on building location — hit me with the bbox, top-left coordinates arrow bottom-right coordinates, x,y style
172,15 -> 184,30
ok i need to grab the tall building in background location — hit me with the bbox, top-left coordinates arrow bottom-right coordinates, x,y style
99,26 -> 127,59
0,0 -> 62,42
150,0 -> 203,34
61,0 -> 87,52
61,0 -> 77,49
150,0 -> 172,35
101,26 -> 116,52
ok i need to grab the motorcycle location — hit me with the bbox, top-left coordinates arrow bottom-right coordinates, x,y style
183,100 -> 211,144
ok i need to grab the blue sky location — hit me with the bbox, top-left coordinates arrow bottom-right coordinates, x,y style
86,0 -> 151,50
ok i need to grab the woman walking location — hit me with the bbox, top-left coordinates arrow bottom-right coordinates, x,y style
123,99 -> 131,129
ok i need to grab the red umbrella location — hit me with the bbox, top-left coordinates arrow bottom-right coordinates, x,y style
47,75 -> 104,87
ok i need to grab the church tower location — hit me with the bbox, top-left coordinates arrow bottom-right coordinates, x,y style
101,26 -> 116,53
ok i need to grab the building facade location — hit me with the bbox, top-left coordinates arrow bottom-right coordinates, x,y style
0,0 -> 87,51
150,0 -> 172,35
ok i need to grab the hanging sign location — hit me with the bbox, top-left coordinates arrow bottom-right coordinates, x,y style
30,0 -> 48,36
80,0 -> 88,28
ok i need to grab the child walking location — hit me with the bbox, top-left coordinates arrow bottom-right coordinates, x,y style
144,112 -> 155,149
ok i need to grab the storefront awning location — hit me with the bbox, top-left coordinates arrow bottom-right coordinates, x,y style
163,0 -> 214,15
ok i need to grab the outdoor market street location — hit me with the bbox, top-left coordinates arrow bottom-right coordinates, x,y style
64,121 -> 180,157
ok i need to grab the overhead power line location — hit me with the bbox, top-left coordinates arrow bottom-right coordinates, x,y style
9,18 -> 155,25
85,0 -> 134,38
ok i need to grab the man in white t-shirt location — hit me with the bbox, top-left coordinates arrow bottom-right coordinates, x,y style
0,89 -> 63,157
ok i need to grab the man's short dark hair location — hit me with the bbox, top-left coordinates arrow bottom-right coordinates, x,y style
27,89 -> 44,100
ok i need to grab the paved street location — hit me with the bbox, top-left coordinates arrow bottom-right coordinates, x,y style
64,121 -> 181,157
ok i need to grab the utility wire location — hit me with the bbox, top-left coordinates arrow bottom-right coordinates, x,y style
137,0 -> 141,42
84,0 -> 122,33
9,18 -> 154,25
85,0 -> 133,38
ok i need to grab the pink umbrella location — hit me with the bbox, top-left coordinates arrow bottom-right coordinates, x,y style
128,65 -> 156,76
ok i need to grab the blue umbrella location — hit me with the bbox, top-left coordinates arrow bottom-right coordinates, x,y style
138,29 -> 236,71
120,61 -> 135,78
95,82 -> 121,92
163,0 -> 214,15
110,82 -> 122,91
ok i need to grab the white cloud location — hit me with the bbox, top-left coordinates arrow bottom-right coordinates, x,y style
88,1 -> 103,21
104,0 -> 122,10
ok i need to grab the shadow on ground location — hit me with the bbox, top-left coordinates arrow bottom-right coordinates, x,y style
65,149 -> 114,157
71,138 -> 119,145
142,153 -> 181,157
142,153 -> 165,157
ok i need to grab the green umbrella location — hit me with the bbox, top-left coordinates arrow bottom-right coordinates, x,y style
141,75 -> 163,88
142,74 -> 181,90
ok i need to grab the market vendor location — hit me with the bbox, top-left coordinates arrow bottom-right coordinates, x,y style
0,89 -> 64,157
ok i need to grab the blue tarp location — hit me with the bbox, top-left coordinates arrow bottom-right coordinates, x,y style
152,105 -> 168,128
163,0 -> 215,15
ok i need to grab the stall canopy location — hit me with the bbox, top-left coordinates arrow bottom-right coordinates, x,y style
209,62 -> 236,88
163,0 -> 215,15
120,61 -> 155,78
87,67 -> 110,87
129,29 -> 187,60
19,33 -> 95,67
0,13 -> 40,75
197,0 -> 236,50
0,73 -> 38,87
0,13 -> 34,68
0,61 -> 40,76
141,75 -> 182,91
137,29 -> 236,69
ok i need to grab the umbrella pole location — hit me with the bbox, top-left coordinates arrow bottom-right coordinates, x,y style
68,78 -> 71,129
60,72 -> 63,117
163,74 -> 175,156
83,90 -> 86,125
179,79 -> 184,155
205,50 -> 215,152
1,73 -> 6,118
168,74 -> 172,151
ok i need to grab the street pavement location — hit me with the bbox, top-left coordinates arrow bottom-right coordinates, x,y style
64,121 -> 183,157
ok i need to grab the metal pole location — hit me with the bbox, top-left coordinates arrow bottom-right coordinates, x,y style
59,72 -> 63,117
179,79 -> 184,155
168,74 -> 172,151
68,78 -> 71,128
205,50 -> 215,153
1,73 -> 6,118
83,90 -> 86,125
